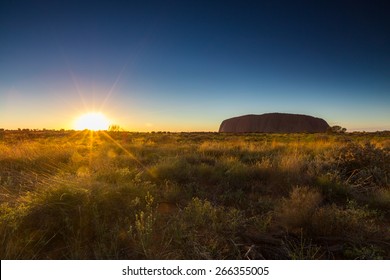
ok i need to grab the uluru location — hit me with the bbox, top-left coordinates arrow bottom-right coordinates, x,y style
219,113 -> 330,133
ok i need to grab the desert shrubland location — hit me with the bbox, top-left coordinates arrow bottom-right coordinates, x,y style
0,130 -> 389,259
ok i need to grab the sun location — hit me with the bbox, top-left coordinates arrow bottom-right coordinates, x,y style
74,112 -> 111,131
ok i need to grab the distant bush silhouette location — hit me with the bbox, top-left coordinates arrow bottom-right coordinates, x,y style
327,125 -> 347,134
108,124 -> 122,132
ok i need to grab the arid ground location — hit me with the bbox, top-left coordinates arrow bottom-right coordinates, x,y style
0,130 -> 389,259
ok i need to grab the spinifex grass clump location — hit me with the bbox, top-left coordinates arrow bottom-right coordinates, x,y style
336,143 -> 390,191
0,130 -> 389,259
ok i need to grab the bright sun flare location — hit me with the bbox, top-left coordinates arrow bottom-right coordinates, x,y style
74,112 -> 110,131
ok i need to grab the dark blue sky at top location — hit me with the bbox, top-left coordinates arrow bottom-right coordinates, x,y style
0,0 -> 389,130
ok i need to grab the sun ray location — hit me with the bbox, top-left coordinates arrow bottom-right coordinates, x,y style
100,62 -> 128,111
100,131 -> 154,177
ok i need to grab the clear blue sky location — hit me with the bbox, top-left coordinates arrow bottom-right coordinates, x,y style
1,0 -> 389,131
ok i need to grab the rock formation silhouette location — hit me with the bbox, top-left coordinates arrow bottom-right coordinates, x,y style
219,113 -> 329,133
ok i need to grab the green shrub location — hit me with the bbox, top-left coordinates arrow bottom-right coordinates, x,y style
165,198 -> 246,259
128,192 -> 156,259
336,143 -> 389,189
310,200 -> 379,240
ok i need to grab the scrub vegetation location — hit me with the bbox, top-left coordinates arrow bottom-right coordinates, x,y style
0,129 -> 389,259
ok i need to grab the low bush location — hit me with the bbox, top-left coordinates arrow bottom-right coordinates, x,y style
277,186 -> 322,231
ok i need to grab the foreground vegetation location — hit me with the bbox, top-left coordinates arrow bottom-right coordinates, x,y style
0,130 -> 389,259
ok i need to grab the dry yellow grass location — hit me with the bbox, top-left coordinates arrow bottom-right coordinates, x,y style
0,130 -> 389,259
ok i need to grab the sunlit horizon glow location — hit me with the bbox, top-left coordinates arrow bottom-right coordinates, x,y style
74,112 -> 111,131
0,1 -> 389,132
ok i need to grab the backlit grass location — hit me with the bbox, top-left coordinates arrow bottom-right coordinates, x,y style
0,130 -> 389,259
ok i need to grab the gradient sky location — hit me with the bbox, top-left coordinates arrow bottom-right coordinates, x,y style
1,0 -> 389,131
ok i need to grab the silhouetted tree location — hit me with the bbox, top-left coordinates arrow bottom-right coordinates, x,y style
108,124 -> 122,132
327,125 -> 347,134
